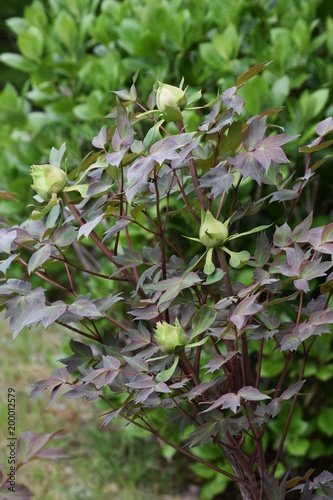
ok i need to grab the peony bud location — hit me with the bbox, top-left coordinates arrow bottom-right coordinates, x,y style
31,164 -> 68,201
199,211 -> 229,248
156,82 -> 187,111
154,318 -> 187,353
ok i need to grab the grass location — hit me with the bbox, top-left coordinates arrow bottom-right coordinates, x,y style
0,314 -> 198,499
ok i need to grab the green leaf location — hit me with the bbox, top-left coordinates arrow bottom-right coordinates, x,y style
186,337 -> 209,348
299,139 -> 333,153
219,120 -> 243,156
17,26 -> 44,62
0,53 -> 36,73
191,306 -> 217,338
311,154 -> 333,171
53,11 -> 78,50
155,355 -> 179,383
203,268 -> 225,285
63,184 -> 89,198
227,224 -> 272,241
143,120 -> 164,150
30,193 -> 59,220
223,248 -> 250,269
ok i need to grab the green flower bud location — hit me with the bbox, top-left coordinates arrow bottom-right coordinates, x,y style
199,211 -> 229,248
154,318 -> 187,353
156,82 -> 187,111
31,164 -> 68,201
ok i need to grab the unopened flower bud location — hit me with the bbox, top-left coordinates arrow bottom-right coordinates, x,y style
31,164 -> 68,201
156,82 -> 187,111
154,318 -> 187,353
199,211 -> 229,248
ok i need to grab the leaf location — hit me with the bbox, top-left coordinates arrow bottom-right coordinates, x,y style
68,299 -> 103,318
243,116 -> 266,151
270,189 -> 298,203
228,224 -> 272,241
254,232 -> 271,267
0,52 -> 36,73
0,278 -> 31,295
155,355 -> 179,383
204,351 -> 238,373
42,303 -> 67,328
5,287 -> 46,338
230,294 -> 262,329
185,422 -> 217,447
316,117 -> 333,137
204,248 -> 215,275
280,332 -> 302,352
273,223 -> 292,247
59,339 -> 93,372
0,254 -> 18,275
199,165 -> 234,198
27,244 -> 52,274
222,87 -> 244,115
87,181 -> 113,198
223,248 -> 250,269
234,150 -> 263,183
0,229 -> 17,254
103,219 -> 131,242
92,127 -> 107,149
53,225 -> 78,246
191,306 -> 217,339
254,144 -> 286,171
113,248 -> 143,269
143,120 -> 163,150
279,380 -> 306,401
100,409 -> 121,427
125,156 -> 155,204
238,386 -> 271,402
236,61 -> 272,87
310,153 -> 333,172
78,215 -> 103,240
121,355 -> 147,375
299,139 -> 333,153
93,293 -> 123,314
300,259 -> 332,281
49,143 -> 66,169
205,391 -> 241,413
17,430 -> 69,465
150,137 -> 180,164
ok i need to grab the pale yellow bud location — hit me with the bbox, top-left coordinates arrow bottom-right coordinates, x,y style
199,211 -> 229,248
154,318 -> 187,353
31,164 -> 68,201
156,82 -> 187,111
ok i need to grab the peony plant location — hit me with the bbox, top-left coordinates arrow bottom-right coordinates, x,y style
1,65 -> 333,498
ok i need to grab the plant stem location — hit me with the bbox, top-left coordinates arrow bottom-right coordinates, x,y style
177,120 -> 206,210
